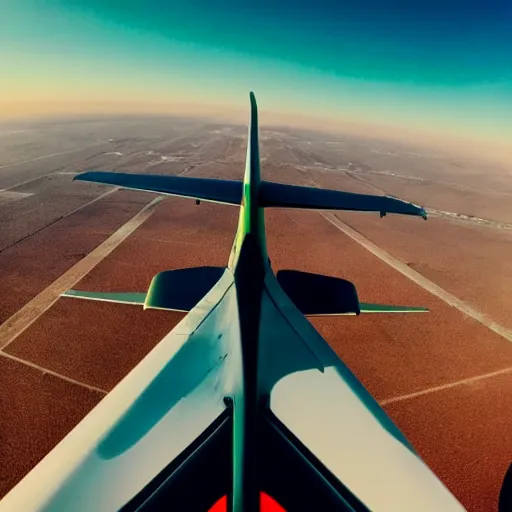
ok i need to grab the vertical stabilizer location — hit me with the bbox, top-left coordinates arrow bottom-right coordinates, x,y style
228,92 -> 269,270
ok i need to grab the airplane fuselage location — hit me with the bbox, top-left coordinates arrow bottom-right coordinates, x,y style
0,92 -> 466,512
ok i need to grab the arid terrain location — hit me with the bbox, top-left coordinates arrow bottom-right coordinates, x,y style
1,115 -> 511,511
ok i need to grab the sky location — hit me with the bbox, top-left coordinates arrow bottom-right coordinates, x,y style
2,0 -> 511,157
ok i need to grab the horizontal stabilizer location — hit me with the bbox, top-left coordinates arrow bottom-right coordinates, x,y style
260,181 -> 427,218
277,270 -> 361,315
62,290 -> 146,305
145,266 -> 226,311
75,172 -> 243,206
360,303 -> 429,313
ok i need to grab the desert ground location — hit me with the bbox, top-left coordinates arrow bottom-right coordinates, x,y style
0,115 -> 511,511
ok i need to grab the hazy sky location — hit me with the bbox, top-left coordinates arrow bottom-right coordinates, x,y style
2,0 -> 511,155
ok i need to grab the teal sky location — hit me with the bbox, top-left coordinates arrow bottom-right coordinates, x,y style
2,0 -> 511,150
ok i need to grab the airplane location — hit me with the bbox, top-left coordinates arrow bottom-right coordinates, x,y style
1,92 -> 471,512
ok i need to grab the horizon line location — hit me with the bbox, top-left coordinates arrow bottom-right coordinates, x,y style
1,100 -> 511,168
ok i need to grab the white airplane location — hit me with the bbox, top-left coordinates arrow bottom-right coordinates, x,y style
2,92 -> 478,511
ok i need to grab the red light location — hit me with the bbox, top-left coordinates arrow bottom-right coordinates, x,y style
209,492 -> 286,512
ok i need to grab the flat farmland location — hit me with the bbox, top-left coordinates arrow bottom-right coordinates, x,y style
1,117 -> 511,511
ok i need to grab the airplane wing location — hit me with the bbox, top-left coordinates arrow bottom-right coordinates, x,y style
62,290 -> 146,305
259,181 -> 427,218
359,303 -> 429,313
276,270 -> 428,316
75,172 -> 426,218
62,267 -> 225,312
76,171 -> 243,206
305,305 -> 429,316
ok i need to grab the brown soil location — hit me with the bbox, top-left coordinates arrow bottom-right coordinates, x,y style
0,356 -> 102,497
384,371 -> 512,512
334,211 -> 512,332
2,154 -> 512,511
0,189 -> 154,324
